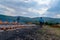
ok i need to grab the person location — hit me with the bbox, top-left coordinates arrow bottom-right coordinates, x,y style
39,17 -> 44,28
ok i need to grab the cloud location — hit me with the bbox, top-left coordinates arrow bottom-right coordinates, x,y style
48,0 -> 60,12
0,4 -> 15,12
28,7 -> 48,15
33,0 -> 51,5
53,14 -> 60,18
0,0 -> 59,18
46,0 -> 60,18
0,4 -> 16,16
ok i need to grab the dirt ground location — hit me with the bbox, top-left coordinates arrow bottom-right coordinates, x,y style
3,25 -> 60,40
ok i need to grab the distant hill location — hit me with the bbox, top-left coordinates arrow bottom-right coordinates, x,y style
0,15 -> 32,23
0,15 -> 60,23
33,17 -> 60,23
0,15 -> 15,22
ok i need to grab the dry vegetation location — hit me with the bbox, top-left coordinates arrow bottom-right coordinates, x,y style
43,25 -> 60,36
0,23 -> 60,40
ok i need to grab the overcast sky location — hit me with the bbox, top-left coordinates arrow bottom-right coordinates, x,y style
0,0 -> 60,18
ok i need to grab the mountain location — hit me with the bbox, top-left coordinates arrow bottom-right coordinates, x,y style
0,14 -> 60,23
0,15 -> 32,23
0,15 -> 15,22
33,17 -> 60,23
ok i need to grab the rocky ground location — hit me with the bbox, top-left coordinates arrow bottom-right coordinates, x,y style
6,26 -> 60,40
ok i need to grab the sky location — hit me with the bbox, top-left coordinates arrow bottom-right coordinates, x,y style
0,0 -> 60,18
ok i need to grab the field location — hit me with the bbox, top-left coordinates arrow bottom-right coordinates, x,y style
43,25 -> 60,36
0,24 -> 60,40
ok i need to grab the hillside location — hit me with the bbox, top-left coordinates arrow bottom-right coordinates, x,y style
33,17 -> 60,23
0,15 -> 60,23
0,15 -> 32,23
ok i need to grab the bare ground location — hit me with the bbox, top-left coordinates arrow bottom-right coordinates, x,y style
6,25 -> 60,40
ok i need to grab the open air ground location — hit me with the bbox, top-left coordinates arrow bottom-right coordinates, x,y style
7,25 -> 60,40
0,24 -> 60,40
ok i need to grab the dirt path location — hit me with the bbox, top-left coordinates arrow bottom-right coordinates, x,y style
5,25 -> 60,40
